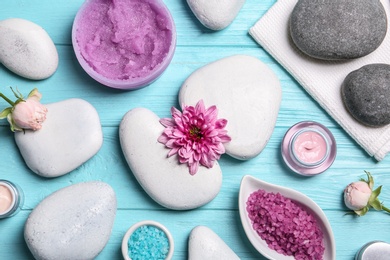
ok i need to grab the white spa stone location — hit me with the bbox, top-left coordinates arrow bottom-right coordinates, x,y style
0,18 -> 58,80
15,98 -> 103,178
188,226 -> 240,260
187,0 -> 246,30
179,55 -> 281,160
24,181 -> 117,260
119,107 -> 222,210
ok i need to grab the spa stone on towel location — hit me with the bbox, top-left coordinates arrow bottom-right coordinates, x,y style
15,99 -> 103,177
341,64 -> 390,127
187,0 -> 245,30
24,182 -> 117,260
0,18 -> 58,79
290,0 -> 387,60
188,226 -> 239,260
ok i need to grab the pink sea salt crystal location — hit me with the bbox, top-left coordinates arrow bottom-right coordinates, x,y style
246,189 -> 325,259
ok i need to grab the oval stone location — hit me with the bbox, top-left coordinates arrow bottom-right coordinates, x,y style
290,0 -> 387,60
24,182 -> 117,260
341,64 -> 390,127
179,55 -> 281,160
119,107 -> 222,210
188,226 -> 240,260
187,0 -> 246,30
0,18 -> 58,79
15,99 -> 103,177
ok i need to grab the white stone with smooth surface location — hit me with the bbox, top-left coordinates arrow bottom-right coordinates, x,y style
24,181 -> 117,260
188,226 -> 240,260
179,55 -> 282,160
187,0 -> 246,30
0,18 -> 58,80
15,98 -> 103,178
119,107 -> 222,210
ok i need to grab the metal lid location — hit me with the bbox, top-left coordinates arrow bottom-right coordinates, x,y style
355,241 -> 390,260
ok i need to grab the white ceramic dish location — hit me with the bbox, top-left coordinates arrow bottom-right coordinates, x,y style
238,175 -> 336,260
121,220 -> 174,260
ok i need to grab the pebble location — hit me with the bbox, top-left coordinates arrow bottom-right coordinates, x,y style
0,18 -> 58,79
341,64 -> 390,127
24,181 -> 117,260
290,0 -> 387,60
179,55 -> 281,160
119,107 -> 222,210
188,226 -> 239,260
187,0 -> 246,30
15,99 -> 103,177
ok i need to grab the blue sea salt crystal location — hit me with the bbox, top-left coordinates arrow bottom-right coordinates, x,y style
128,225 -> 169,259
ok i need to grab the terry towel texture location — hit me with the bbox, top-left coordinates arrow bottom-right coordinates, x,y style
249,0 -> 390,161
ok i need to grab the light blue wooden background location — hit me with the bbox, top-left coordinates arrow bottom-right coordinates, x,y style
1,0 -> 389,259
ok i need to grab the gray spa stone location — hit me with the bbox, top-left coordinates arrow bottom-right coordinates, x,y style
341,64 -> 390,127
15,99 -> 103,177
0,18 -> 58,79
290,0 -> 387,60
24,181 -> 117,260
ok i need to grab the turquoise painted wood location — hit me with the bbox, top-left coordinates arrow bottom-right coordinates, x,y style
0,0 -> 389,259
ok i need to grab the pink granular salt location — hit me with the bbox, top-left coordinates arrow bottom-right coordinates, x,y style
76,0 -> 173,80
246,189 -> 325,260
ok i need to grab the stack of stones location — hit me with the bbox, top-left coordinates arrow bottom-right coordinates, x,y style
289,0 -> 390,127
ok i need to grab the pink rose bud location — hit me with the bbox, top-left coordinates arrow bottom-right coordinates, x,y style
11,97 -> 48,131
344,181 -> 372,211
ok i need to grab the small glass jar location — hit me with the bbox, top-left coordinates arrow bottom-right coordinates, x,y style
355,241 -> 390,260
281,121 -> 337,176
0,180 -> 24,219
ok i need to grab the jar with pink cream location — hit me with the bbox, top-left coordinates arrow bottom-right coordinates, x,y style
0,180 -> 23,219
281,121 -> 337,176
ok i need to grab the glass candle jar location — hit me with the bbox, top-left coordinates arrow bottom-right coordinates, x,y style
281,121 -> 337,176
0,180 -> 24,219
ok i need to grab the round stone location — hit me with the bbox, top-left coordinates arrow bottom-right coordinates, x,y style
290,0 -> 387,60
341,64 -> 390,127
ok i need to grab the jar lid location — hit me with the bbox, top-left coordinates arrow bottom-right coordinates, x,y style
355,241 -> 390,260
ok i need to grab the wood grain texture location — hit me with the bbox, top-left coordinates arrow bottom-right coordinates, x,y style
0,0 -> 389,259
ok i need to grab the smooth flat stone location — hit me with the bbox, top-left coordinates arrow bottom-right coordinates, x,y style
119,107 -> 222,210
290,0 -> 387,60
24,181 -> 117,260
0,18 -> 58,79
342,64 -> 390,127
188,226 -> 239,260
15,98 -> 103,177
179,55 -> 281,160
187,0 -> 245,30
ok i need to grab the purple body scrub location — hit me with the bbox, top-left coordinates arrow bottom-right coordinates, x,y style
246,189 -> 325,259
72,0 -> 176,89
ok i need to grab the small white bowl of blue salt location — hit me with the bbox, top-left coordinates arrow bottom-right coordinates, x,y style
121,220 -> 174,260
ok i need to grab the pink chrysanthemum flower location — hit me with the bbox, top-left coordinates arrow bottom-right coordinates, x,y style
158,100 -> 231,175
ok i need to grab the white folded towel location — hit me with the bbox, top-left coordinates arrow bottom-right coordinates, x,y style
249,0 -> 390,161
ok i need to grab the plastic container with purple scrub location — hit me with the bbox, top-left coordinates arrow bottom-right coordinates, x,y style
72,0 -> 176,90
281,121 -> 337,176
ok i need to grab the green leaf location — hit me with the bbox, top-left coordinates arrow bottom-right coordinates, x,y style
365,171 -> 374,190
0,107 -> 11,119
370,199 -> 383,211
355,206 -> 369,216
369,185 -> 382,205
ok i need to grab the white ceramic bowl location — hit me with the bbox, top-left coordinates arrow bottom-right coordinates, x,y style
238,175 -> 336,260
121,220 -> 174,260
